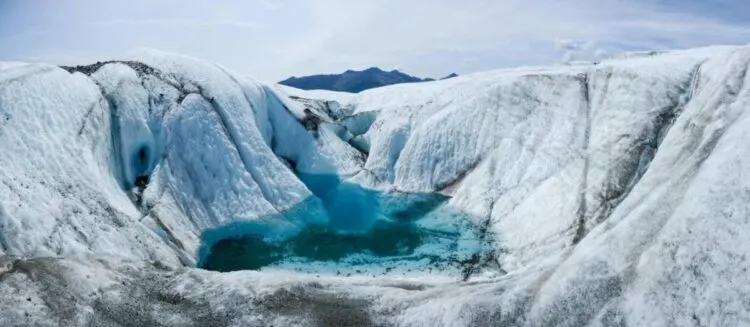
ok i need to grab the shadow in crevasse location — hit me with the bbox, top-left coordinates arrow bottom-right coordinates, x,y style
196,172 -> 495,276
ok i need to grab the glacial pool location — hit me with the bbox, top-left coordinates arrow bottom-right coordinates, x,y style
198,175 -> 499,280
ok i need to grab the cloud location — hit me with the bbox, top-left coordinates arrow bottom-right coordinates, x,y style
269,0 -> 750,78
258,0 -> 283,10
555,39 -> 580,52
89,19 -> 260,30
1,0 -> 749,80
0,28 -> 54,43
554,39 -> 608,63
594,48 -> 609,58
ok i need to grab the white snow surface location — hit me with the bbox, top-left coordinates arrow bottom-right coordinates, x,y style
1,45 -> 750,326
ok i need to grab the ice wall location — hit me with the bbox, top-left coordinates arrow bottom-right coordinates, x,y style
0,51 -> 361,266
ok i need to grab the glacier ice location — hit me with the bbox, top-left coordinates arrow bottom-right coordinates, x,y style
2,45 -> 750,326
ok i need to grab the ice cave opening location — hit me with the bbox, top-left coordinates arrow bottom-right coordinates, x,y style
198,175 -> 499,279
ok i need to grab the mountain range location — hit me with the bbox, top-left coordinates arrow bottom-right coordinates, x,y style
279,67 -> 458,92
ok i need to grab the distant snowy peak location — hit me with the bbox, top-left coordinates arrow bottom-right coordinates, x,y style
279,67 -> 452,93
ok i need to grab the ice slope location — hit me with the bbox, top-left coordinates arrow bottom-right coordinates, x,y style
1,45 -> 750,326
0,62 -> 177,262
341,46 -> 742,275
0,51 -> 357,268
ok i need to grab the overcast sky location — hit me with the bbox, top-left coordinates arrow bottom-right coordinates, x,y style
1,0 -> 749,81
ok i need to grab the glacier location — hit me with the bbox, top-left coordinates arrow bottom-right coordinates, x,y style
1,45 -> 750,326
